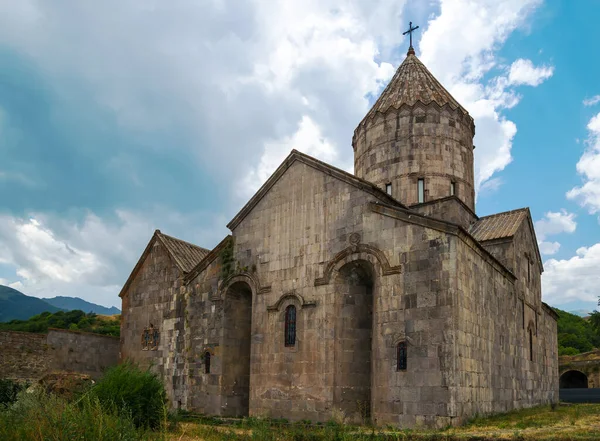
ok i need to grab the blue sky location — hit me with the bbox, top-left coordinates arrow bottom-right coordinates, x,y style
0,0 -> 598,311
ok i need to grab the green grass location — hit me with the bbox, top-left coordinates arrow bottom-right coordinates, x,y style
166,404 -> 600,441
0,390 -> 165,441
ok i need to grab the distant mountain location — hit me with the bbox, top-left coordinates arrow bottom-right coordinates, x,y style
42,296 -> 120,315
0,285 -> 62,322
569,309 -> 592,318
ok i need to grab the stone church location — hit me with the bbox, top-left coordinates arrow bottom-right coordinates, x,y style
119,45 -> 559,428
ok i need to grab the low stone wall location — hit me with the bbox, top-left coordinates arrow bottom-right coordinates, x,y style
0,329 -> 119,381
0,331 -> 51,381
47,329 -> 120,378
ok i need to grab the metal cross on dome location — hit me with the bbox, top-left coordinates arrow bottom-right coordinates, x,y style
403,21 -> 419,54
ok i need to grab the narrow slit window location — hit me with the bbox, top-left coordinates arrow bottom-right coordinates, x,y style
529,328 -> 533,361
204,351 -> 211,374
527,256 -> 531,283
285,305 -> 297,347
397,341 -> 407,371
417,179 -> 425,203
450,182 -> 456,196
521,300 -> 525,329
385,183 -> 392,195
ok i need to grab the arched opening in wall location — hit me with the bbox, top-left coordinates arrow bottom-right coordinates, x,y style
222,281 -> 253,417
560,370 -> 588,389
333,260 -> 374,423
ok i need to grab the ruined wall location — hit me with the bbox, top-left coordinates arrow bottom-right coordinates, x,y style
0,331 -> 50,381
0,329 -> 120,381
46,329 -> 119,378
453,236 -> 557,423
120,239 -> 186,407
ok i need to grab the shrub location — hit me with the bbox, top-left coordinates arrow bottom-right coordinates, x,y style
0,379 -> 28,408
0,391 -> 146,441
91,360 -> 167,429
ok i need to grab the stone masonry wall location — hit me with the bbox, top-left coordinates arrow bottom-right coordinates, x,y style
0,331 -> 50,381
120,238 -> 186,407
353,104 -> 475,210
0,329 -> 120,382
453,234 -> 557,422
230,161 -> 456,426
46,329 -> 119,379
410,197 -> 477,230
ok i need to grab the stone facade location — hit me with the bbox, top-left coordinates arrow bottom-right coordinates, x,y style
0,329 -> 119,381
119,50 -> 558,427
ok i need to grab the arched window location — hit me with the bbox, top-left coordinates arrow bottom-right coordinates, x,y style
204,351 -> 211,374
397,341 -> 407,371
284,305 -> 296,347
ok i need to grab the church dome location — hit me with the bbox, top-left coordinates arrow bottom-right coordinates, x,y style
353,51 -> 476,211
358,53 -> 473,132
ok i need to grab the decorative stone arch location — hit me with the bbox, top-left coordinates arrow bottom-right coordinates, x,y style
560,370 -> 588,389
267,291 -> 316,312
391,333 -> 415,348
217,271 -> 271,301
314,244 -> 402,287
218,272 -> 260,417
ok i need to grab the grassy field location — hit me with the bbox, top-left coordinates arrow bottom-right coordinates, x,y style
166,404 -> 600,441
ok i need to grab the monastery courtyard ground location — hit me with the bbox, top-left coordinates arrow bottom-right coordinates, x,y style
167,404 -> 600,441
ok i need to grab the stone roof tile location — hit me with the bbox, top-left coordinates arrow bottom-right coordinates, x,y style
361,53 -> 471,126
469,208 -> 528,242
157,232 -> 210,273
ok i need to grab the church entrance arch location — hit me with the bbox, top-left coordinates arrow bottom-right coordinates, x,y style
333,259 -> 375,423
560,370 -> 589,389
221,281 -> 253,416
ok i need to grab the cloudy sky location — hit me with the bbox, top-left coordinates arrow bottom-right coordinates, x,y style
0,0 -> 598,312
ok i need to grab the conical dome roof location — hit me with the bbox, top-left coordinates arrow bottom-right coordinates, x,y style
360,53 -> 472,127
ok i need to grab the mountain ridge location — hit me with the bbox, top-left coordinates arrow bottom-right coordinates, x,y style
42,296 -> 120,315
0,285 -> 120,323
0,285 -> 62,322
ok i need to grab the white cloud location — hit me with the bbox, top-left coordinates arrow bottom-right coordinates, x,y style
508,58 -> 554,86
241,116 -> 338,197
535,210 -> 577,241
0,0 -> 553,200
534,210 -> 576,256
583,95 -> 600,107
478,177 -> 504,197
567,112 -> 600,214
538,241 -> 560,256
0,0 -> 405,199
419,0 -> 552,191
543,244 -> 600,305
0,209 -> 228,307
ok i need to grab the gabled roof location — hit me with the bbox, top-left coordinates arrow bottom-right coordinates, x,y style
118,230 -> 210,298
227,149 -> 405,230
469,207 -> 543,272
157,232 -> 210,273
359,53 -> 473,129
469,208 -> 528,242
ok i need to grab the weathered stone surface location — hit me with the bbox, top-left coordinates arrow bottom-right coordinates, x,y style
0,329 -> 119,382
119,51 -> 558,428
